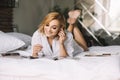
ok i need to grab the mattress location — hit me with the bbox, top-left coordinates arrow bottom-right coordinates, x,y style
0,46 -> 120,80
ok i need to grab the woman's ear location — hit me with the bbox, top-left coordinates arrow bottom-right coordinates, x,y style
58,28 -> 63,34
60,27 -> 64,31
57,28 -> 61,35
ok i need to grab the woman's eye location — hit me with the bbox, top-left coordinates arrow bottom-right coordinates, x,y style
46,24 -> 49,26
53,27 -> 57,29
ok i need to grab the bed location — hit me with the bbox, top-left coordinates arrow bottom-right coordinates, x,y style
0,30 -> 120,80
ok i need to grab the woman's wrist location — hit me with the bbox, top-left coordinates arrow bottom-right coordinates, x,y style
30,53 -> 38,59
32,53 -> 38,57
30,56 -> 38,59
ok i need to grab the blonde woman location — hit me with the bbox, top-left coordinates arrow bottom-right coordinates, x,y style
31,11 -> 87,59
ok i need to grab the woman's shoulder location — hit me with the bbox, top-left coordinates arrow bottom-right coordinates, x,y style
33,30 -> 42,36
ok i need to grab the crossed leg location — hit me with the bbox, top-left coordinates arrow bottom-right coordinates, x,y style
67,10 -> 88,51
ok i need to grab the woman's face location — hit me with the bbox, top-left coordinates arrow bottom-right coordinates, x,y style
44,19 -> 61,38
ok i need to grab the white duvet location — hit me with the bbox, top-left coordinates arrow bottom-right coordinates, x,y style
0,46 -> 120,80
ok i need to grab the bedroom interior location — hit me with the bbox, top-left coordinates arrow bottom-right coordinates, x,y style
0,0 -> 120,80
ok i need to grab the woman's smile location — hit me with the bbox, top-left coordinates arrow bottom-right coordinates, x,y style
44,19 -> 60,38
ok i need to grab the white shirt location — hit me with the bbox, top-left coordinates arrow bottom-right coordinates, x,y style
31,30 -> 83,58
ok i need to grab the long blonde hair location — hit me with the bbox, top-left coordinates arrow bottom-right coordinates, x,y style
38,12 -> 66,33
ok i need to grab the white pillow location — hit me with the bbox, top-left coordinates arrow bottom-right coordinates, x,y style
0,33 -> 25,53
0,31 -> 4,33
6,32 -> 32,48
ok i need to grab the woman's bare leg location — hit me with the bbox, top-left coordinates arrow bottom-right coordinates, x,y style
67,10 -> 88,51
67,23 -> 88,51
73,25 -> 88,51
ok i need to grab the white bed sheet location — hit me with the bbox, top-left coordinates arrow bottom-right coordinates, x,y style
0,46 -> 120,80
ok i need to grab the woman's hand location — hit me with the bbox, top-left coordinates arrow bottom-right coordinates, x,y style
58,28 -> 66,44
32,44 -> 43,57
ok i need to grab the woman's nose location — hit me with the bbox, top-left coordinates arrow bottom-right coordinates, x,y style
47,27 -> 51,32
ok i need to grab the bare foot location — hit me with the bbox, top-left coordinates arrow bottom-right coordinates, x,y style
68,10 -> 81,19
67,10 -> 81,25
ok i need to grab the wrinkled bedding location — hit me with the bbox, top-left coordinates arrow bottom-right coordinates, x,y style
0,46 -> 120,80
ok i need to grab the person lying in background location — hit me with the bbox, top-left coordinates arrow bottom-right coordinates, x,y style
31,10 -> 88,59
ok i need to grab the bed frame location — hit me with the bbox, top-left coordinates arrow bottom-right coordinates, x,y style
0,26 -> 13,32
0,1 -> 14,32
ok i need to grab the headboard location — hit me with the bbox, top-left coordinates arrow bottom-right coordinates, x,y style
0,1 -> 14,32
0,23 -> 14,32
0,26 -> 13,32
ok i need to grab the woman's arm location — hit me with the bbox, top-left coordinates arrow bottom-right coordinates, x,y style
59,43 -> 68,57
58,28 -> 68,57
31,31 -> 43,57
32,44 -> 43,57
